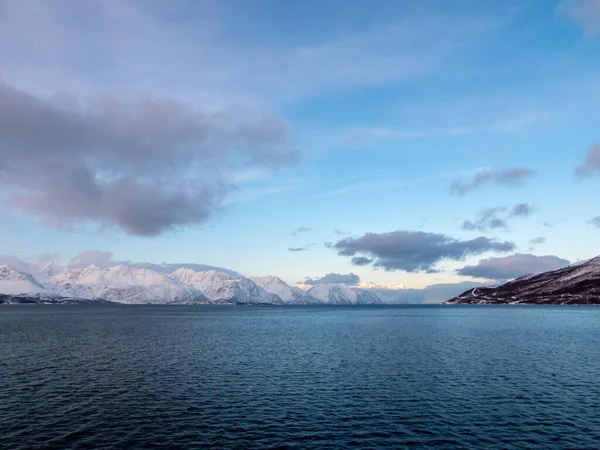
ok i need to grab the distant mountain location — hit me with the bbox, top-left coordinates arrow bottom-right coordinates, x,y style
50,265 -> 206,304
170,269 -> 283,304
250,276 -> 321,305
308,283 -> 383,305
0,265 -> 46,295
0,263 -> 392,305
446,257 -> 600,305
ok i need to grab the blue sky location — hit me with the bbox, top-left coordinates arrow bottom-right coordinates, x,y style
0,0 -> 599,289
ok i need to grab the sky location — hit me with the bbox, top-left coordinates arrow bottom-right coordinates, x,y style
0,0 -> 599,293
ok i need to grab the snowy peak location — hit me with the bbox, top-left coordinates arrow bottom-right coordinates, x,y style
307,283 -> 383,305
57,264 -> 174,286
170,268 -> 233,286
0,265 -> 46,295
51,265 -> 206,304
0,263 -> 389,305
171,269 -> 283,305
0,265 -> 43,286
250,276 -> 321,305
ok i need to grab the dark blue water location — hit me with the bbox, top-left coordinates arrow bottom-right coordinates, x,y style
1,305 -> 600,449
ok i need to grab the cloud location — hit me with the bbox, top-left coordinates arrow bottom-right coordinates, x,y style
510,203 -> 535,217
288,242 -> 317,252
291,227 -> 313,236
331,230 -> 516,272
0,79 -> 298,236
457,253 -> 570,281
462,203 -> 535,232
351,256 -> 373,266
69,250 -> 115,268
590,217 -> 600,228
358,282 -> 406,290
6,249 -> 242,277
333,229 -> 348,236
559,0 -> 600,35
304,273 -> 361,285
575,144 -> 600,177
349,111 -> 549,144
450,167 -> 536,195
529,237 -> 546,245
0,0 -> 502,109
462,208 -> 508,232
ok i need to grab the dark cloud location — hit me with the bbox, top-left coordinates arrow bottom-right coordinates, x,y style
559,0 -> 600,35
529,237 -> 546,245
462,208 -> 507,232
510,203 -> 534,217
457,253 -> 570,281
291,227 -> 313,236
0,80 -> 298,237
304,273 -> 361,285
351,256 -> 373,266
450,168 -> 536,195
590,217 -> 600,228
331,230 -> 515,272
575,144 -> 600,177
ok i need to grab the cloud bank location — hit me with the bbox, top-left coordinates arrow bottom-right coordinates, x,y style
0,80 -> 298,237
304,273 -> 361,285
330,230 -> 515,272
457,253 -> 570,281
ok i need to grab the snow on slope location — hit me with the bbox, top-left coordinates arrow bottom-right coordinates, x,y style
171,269 -> 284,304
51,265 -> 205,304
0,265 -> 47,295
307,283 -> 383,305
446,256 -> 600,304
250,276 -> 321,305
0,263 -> 390,305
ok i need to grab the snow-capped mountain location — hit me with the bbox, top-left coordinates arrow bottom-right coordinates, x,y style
307,283 -> 383,305
0,263 -> 392,305
250,276 -> 321,305
50,265 -> 206,304
446,256 -> 600,305
0,265 -> 47,295
171,269 -> 284,304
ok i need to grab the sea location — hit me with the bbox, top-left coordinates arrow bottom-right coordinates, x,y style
1,305 -> 600,449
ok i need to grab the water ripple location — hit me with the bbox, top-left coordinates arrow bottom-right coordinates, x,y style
1,305 -> 600,449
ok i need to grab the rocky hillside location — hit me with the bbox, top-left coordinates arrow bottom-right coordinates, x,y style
446,257 -> 600,305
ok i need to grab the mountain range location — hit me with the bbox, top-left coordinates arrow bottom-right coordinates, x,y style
0,263 -> 390,305
446,256 -> 600,305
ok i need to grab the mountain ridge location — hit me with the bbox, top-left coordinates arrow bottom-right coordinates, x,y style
0,264 -> 386,305
445,257 -> 600,305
